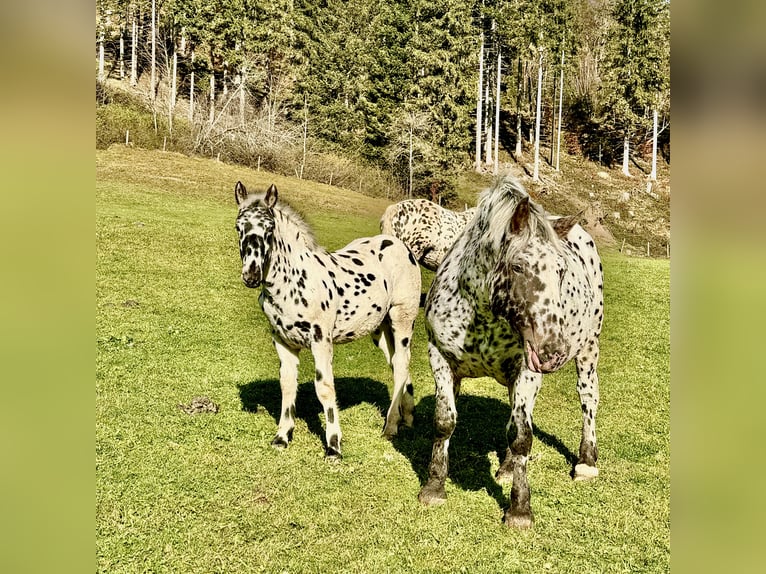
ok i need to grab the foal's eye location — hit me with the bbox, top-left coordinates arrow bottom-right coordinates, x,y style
511,263 -> 523,274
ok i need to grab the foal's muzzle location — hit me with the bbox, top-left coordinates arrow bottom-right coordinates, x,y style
242,267 -> 262,288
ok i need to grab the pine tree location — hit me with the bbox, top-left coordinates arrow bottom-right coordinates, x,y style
601,0 -> 669,177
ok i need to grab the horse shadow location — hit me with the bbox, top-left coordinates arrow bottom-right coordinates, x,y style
238,378 -> 578,512
392,393 -> 579,510
238,377 -> 391,448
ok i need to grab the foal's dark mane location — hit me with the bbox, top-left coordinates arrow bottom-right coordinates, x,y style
240,193 -> 320,252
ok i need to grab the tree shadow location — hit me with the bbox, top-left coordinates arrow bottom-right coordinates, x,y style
238,377 -> 391,448
392,393 -> 579,511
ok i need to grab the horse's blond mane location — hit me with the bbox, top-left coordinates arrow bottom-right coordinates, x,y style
479,176 -> 561,254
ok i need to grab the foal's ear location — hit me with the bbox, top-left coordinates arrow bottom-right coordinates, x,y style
234,181 -> 248,206
264,184 -> 278,208
509,196 -> 531,234
550,212 -> 581,239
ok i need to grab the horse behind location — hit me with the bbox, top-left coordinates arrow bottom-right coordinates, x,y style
234,181 -> 421,458
419,175 -> 604,528
380,199 -> 477,271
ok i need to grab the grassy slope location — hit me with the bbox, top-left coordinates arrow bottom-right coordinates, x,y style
97,147 -> 669,573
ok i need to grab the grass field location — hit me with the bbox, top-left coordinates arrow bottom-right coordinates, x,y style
97,147 -> 670,573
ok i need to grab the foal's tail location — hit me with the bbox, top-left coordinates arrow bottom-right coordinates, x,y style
380,203 -> 397,235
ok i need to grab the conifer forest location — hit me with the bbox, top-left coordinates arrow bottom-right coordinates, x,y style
96,0 -> 670,199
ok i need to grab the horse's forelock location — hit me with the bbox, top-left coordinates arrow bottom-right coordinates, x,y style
480,177 -> 562,257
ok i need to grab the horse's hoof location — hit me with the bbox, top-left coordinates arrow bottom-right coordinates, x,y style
418,482 -> 447,506
503,509 -> 534,529
573,463 -> 599,481
271,436 -> 289,450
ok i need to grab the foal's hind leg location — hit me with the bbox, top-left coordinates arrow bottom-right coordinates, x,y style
573,340 -> 600,481
311,338 -> 343,459
382,307 -> 416,438
272,338 -> 300,449
371,318 -> 394,367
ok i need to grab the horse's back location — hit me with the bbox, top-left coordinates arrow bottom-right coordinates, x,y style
335,233 -> 421,305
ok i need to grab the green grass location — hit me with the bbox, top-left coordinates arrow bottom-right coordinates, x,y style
97,147 -> 669,573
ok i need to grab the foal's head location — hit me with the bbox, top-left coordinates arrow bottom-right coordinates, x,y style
234,181 -> 278,288
489,195 -> 579,374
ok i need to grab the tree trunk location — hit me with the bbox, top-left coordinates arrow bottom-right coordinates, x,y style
119,26 -> 125,80
493,47 -> 501,175
130,10 -> 137,86
239,69 -> 246,127
209,74 -> 215,123
150,0 -> 156,101
475,32 -> 484,172
532,49 -> 543,183
485,125 -> 493,165
188,50 -> 195,121
171,42 -> 177,111
98,25 -> 105,82
555,49 -> 564,172
515,56 -> 522,158
408,123 -> 414,198
549,65 -> 556,166
622,134 -> 631,177
650,108 -> 658,181
484,81 -> 491,165
300,94 -> 308,179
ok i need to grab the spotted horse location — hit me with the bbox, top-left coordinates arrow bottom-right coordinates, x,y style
418,175 -> 603,528
380,199 -> 477,271
234,181 -> 421,458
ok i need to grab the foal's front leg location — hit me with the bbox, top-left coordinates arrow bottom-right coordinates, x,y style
311,338 -> 342,459
272,337 -> 300,449
418,342 -> 457,505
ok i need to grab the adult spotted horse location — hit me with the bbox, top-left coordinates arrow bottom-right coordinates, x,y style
234,182 -> 421,458
380,199 -> 477,271
418,175 -> 603,528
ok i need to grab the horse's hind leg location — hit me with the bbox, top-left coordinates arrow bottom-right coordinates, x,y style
382,306 -> 416,438
503,371 -> 543,529
272,338 -> 300,449
573,340 -> 600,481
311,338 -> 343,459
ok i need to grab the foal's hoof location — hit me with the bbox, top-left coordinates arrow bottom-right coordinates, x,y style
573,463 -> 599,481
382,425 -> 398,441
418,481 -> 447,506
271,436 -> 289,450
503,509 -> 534,529
324,446 -> 343,461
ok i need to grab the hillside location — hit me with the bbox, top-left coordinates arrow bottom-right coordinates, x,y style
454,149 -> 670,258
98,145 -> 669,258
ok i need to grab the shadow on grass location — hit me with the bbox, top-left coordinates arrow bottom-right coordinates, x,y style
238,377 -> 390,448
239,378 -> 578,511
391,393 -> 579,511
